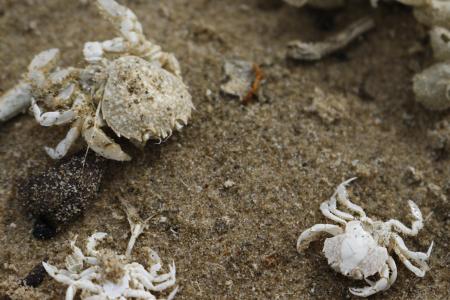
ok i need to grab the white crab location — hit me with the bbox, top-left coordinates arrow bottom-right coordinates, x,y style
43,203 -> 177,300
0,0 -> 194,161
297,178 -> 433,297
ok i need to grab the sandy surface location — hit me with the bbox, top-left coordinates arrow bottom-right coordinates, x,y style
0,0 -> 449,299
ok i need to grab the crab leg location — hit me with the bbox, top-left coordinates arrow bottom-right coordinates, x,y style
82,114 -> 131,161
167,286 -> 179,300
44,118 -> 82,159
121,199 -> 153,256
349,256 -> 397,297
123,288 -> 157,300
0,82 -> 32,122
392,234 -> 433,277
387,200 -> 424,236
126,222 -> 147,257
0,48 -> 60,123
157,52 -> 182,78
65,285 -> 77,300
393,234 -> 433,263
320,178 -> 368,225
149,263 -> 177,292
27,48 -> 61,88
297,224 -> 343,252
319,202 -> 348,225
83,0 -> 148,64
333,178 -> 367,217
90,0 -> 182,76
86,232 -> 108,257
31,98 -> 77,126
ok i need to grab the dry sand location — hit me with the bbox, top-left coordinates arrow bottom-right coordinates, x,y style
0,0 -> 449,299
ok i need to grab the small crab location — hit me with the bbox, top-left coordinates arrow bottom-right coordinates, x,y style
43,202 -> 177,300
297,178 -> 433,297
0,0 -> 194,161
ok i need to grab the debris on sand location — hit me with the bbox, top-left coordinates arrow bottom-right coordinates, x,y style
18,152 -> 105,238
428,120 -> 450,154
413,26 -> 450,111
287,17 -> 375,61
120,199 -> 155,257
220,59 -> 264,104
21,259 -> 48,288
303,87 -> 348,124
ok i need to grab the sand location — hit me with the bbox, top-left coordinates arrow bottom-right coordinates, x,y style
0,0 -> 449,299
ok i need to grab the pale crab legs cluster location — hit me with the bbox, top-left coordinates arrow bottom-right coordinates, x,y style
297,178 -> 433,297
43,203 -> 178,300
0,0 -> 194,161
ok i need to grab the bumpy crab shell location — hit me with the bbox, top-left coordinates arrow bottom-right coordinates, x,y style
102,56 -> 194,145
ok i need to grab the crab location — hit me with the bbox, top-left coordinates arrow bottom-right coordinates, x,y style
43,202 -> 177,300
297,178 -> 433,297
0,0 -> 194,161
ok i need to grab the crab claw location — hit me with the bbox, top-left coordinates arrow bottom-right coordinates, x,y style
82,116 -> 131,161
0,82 -> 32,122
86,232 -> 108,256
96,0 -> 142,44
349,256 -> 397,297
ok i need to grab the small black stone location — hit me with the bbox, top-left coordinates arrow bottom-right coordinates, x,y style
22,259 -> 48,287
18,152 -> 106,234
32,218 -> 56,240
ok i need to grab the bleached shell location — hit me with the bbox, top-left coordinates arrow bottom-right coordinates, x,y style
102,56 -> 193,143
323,221 -> 388,279
413,0 -> 450,28
413,62 -> 450,110
430,27 -> 450,62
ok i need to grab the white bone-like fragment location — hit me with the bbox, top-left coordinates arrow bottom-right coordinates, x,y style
287,17 -> 375,61
0,82 -> 32,122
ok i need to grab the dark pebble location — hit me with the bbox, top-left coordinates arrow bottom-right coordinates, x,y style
32,218 -> 57,240
18,152 -> 106,233
22,259 -> 48,287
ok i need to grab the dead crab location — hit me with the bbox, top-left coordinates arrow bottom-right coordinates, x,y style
42,202 -> 178,300
297,178 -> 433,297
0,0 -> 193,161
43,232 -> 178,300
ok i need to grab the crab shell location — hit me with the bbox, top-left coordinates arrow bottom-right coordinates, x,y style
323,221 -> 388,279
101,56 -> 194,145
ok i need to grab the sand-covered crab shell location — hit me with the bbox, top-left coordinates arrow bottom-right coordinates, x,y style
102,56 -> 193,145
323,221 -> 389,279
